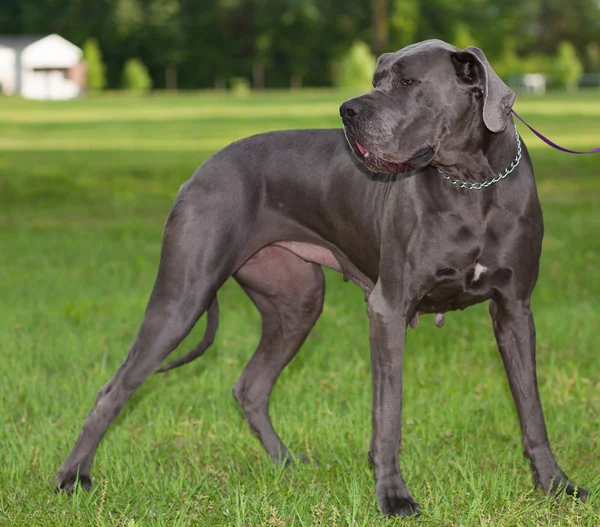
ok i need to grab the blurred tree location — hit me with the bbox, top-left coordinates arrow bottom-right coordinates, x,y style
493,40 -> 523,80
0,0 -> 598,89
230,76 -> 251,96
338,41 -> 376,90
251,34 -> 269,89
113,0 -> 144,39
277,0 -> 321,88
551,41 -> 583,91
494,39 -> 550,80
83,38 -> 107,91
388,0 -> 418,50
585,41 -> 600,72
534,0 -> 600,60
452,24 -> 478,51
145,0 -> 184,89
372,0 -> 388,56
121,58 -> 153,91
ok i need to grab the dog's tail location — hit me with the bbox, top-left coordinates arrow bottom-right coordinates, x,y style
156,297 -> 219,373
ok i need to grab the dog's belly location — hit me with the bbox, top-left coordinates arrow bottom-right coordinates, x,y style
271,240 -> 374,294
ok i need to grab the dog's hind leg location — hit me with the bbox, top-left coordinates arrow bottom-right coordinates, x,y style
55,198 -> 239,493
232,245 -> 325,462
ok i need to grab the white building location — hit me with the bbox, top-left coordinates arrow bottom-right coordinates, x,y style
0,34 -> 86,100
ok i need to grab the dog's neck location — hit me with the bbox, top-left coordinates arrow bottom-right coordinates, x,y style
432,120 -> 518,184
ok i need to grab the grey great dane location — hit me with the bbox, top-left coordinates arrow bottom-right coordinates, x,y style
56,39 -> 588,516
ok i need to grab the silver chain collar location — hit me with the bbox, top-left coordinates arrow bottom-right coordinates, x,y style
436,125 -> 522,190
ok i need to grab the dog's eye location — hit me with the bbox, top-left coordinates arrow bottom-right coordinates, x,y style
398,79 -> 413,87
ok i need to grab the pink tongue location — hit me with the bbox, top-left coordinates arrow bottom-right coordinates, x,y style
355,140 -> 369,155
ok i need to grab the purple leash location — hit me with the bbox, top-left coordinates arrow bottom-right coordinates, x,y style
511,109 -> 600,154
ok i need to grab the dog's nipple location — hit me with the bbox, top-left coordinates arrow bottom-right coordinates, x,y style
435,313 -> 444,327
409,314 -> 419,329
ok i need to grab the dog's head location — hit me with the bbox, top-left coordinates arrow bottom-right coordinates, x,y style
340,39 -> 516,174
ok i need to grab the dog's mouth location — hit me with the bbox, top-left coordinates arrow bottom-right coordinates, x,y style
349,135 -> 434,174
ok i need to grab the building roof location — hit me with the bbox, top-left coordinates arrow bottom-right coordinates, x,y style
0,35 -> 46,50
0,35 -> 82,68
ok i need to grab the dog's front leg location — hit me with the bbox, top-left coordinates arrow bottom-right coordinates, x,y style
368,283 -> 420,517
489,295 -> 589,500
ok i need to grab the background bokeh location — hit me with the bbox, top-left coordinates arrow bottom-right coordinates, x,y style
1,0 -> 599,90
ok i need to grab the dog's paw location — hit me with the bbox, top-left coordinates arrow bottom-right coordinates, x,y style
377,483 -> 421,517
551,478 -> 590,502
567,484 -> 590,502
536,469 -> 590,502
283,453 -> 319,467
55,469 -> 92,495
291,453 -> 310,464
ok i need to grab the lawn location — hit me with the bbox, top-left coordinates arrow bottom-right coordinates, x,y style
0,89 -> 599,526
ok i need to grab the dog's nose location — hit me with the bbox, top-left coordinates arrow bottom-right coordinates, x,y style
340,100 -> 362,121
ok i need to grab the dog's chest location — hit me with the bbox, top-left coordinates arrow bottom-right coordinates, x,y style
413,219 -> 514,314
417,261 -> 505,313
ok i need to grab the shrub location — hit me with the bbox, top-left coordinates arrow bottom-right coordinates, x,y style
229,77 -> 251,96
121,58 -> 153,92
338,41 -> 376,91
493,38 -> 551,82
551,41 -> 583,91
452,24 -> 478,51
493,44 -> 521,81
83,38 -> 106,91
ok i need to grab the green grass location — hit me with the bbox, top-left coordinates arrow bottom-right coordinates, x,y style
0,89 -> 599,526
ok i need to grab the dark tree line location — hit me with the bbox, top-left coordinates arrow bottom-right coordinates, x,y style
0,0 -> 598,89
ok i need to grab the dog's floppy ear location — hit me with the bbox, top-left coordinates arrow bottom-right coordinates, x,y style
376,52 -> 392,66
453,46 -> 516,133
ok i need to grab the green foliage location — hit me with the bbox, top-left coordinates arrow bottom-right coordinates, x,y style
337,41 -> 376,91
229,76 -> 251,96
3,0 -> 600,89
520,54 -> 550,75
552,41 -> 584,91
452,24 -> 478,51
82,38 -> 106,91
113,0 -> 144,38
493,43 -> 521,80
389,0 -> 419,49
585,41 -> 600,71
121,58 -> 153,92
494,40 -> 550,80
